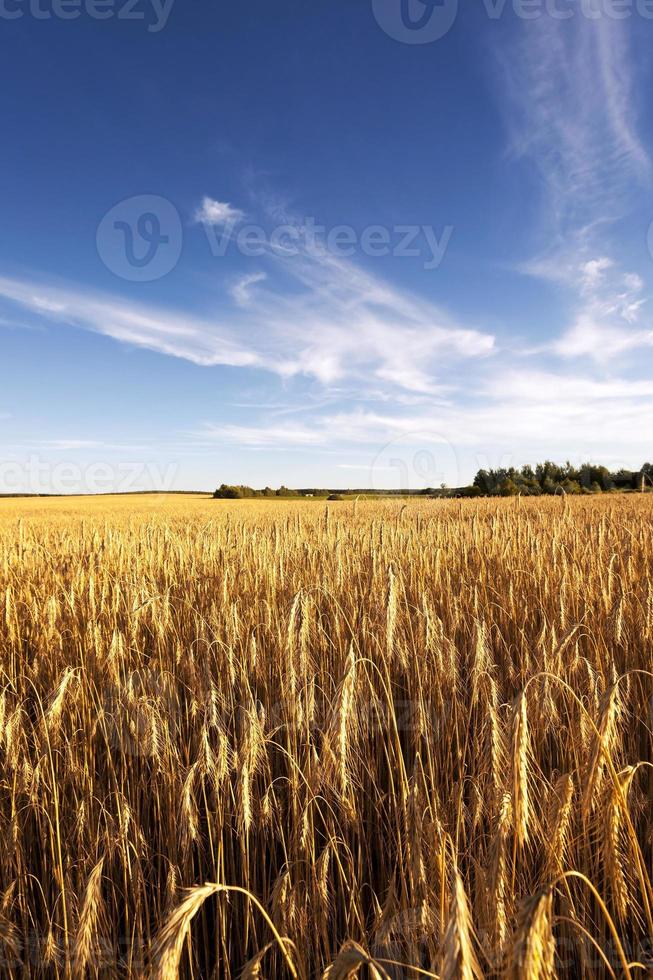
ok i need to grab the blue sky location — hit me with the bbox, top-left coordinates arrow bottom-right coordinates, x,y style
1,0 -> 653,492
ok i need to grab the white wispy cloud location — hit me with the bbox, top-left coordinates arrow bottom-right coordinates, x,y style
0,275 -> 261,369
500,15 -> 653,365
580,257 -> 614,293
502,15 -> 649,225
36,439 -> 154,452
42,439 -> 105,450
0,314 -> 34,330
198,422 -> 325,447
194,368 -> 653,464
194,197 -> 245,226
232,236 -> 494,390
553,315 -> 653,360
0,218 -> 495,395
230,271 -> 267,307
549,258 -> 650,359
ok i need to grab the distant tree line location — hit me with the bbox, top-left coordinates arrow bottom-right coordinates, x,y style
214,463 -> 653,500
455,461 -> 653,498
213,484 -> 297,499
213,485 -> 408,499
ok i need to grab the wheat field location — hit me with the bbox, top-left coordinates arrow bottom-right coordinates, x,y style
0,493 -> 651,978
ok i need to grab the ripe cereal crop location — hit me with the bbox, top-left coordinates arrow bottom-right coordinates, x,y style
0,493 -> 651,978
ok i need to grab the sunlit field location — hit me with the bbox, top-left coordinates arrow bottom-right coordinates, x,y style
1,493 -> 652,978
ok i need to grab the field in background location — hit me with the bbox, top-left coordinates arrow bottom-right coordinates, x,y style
0,494 -> 652,978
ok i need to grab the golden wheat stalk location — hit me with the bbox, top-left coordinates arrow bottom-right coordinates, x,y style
512,692 -> 530,849
510,889 -> 556,980
440,871 -> 483,980
72,857 -> 106,979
